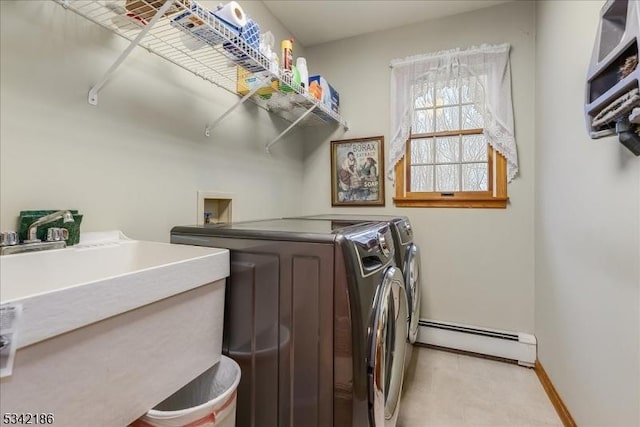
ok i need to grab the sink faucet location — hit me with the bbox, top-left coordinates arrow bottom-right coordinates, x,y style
24,210 -> 75,243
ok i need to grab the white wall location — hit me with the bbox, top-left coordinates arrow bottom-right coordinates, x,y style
302,1 -> 536,333
0,1 -> 305,242
535,1 -> 640,425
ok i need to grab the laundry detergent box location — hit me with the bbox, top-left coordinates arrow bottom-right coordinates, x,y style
236,67 -> 278,98
309,75 -> 340,114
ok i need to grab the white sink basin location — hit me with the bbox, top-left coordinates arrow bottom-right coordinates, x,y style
0,232 -> 229,348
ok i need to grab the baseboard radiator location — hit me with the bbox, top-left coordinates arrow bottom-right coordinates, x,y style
417,320 -> 537,367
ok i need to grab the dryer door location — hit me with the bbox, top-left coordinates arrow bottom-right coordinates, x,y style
404,244 -> 421,344
368,266 -> 408,427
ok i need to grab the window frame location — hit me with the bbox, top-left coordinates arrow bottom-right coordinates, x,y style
393,73 -> 509,209
393,129 -> 508,208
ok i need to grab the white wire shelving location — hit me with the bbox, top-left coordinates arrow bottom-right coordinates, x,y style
53,0 -> 348,151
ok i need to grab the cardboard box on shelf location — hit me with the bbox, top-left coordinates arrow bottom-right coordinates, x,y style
125,0 -> 180,23
236,67 -> 278,98
309,75 -> 340,114
170,5 -> 226,47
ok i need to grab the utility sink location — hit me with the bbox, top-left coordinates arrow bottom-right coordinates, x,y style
0,231 -> 230,348
0,232 -> 229,426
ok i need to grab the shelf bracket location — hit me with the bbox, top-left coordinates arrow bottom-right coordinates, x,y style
265,103 -> 318,153
204,79 -> 269,137
87,0 -> 175,106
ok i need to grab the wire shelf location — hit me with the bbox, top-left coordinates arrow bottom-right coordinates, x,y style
54,0 -> 348,129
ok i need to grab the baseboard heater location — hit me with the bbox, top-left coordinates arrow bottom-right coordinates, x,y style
416,320 -> 537,367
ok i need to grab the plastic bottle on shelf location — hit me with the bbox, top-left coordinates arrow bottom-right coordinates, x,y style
260,31 -> 275,56
296,57 -> 308,90
270,52 -> 279,75
280,65 -> 298,94
292,65 -> 302,88
281,39 -> 293,72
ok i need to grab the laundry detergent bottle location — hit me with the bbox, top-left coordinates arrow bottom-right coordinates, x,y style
296,57 -> 308,89
281,38 -> 293,72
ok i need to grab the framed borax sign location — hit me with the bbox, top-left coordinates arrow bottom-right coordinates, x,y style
331,136 -> 385,206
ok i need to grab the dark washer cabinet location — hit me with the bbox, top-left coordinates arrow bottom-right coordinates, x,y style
171,219 -> 407,427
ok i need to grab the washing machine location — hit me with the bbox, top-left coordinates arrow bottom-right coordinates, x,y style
289,215 -> 422,352
171,219 -> 407,427
343,223 -> 408,427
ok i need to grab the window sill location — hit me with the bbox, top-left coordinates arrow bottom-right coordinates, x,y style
393,196 -> 509,208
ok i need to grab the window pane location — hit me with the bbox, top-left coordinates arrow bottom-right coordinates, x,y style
413,109 -> 434,133
435,164 -> 459,192
435,80 -> 459,106
435,137 -> 460,163
462,135 -> 488,162
462,163 -> 488,191
411,138 -> 433,164
461,104 -> 484,129
411,165 -> 434,191
435,106 -> 459,132
414,86 -> 434,108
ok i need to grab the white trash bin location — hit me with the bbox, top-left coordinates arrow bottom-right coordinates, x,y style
131,356 -> 241,427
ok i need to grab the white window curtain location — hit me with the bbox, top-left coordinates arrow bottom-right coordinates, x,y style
389,43 -> 518,182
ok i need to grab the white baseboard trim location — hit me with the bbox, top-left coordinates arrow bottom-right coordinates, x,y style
416,320 -> 537,367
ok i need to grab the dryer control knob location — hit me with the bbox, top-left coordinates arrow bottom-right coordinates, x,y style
378,232 -> 390,257
404,222 -> 412,235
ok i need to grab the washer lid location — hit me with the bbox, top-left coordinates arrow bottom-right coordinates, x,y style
368,266 -> 408,427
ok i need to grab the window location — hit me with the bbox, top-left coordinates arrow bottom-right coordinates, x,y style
389,44 -> 517,209
393,77 -> 508,208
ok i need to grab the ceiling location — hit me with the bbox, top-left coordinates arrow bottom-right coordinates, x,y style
262,1 -> 512,47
